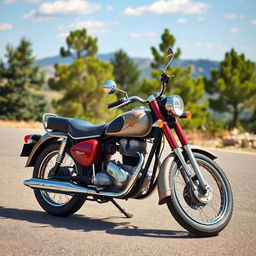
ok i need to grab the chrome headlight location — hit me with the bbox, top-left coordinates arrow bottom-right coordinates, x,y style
165,95 -> 184,116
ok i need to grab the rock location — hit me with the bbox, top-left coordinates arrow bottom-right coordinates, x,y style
222,136 -> 239,146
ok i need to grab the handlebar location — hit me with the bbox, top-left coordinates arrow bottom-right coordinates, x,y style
107,96 -> 148,109
107,98 -> 127,109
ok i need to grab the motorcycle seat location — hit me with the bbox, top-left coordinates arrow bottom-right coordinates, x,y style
47,117 -> 107,139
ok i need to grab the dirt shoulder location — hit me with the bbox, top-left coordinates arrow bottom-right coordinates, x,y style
1,120 -> 255,153
0,120 -> 41,129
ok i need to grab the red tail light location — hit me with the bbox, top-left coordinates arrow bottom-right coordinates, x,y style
24,135 -> 32,144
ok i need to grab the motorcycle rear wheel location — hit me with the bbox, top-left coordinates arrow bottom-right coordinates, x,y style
167,153 -> 233,237
33,143 -> 86,217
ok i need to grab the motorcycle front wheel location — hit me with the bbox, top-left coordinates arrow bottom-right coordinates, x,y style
33,143 -> 86,217
167,152 -> 233,237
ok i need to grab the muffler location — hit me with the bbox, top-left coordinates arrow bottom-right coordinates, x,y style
24,153 -> 144,198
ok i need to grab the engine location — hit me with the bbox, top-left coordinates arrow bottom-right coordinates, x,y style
94,138 -> 147,189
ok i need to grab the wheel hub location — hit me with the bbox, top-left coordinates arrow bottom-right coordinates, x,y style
183,184 -> 206,210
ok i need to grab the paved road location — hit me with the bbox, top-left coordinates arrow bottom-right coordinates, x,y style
0,127 -> 256,256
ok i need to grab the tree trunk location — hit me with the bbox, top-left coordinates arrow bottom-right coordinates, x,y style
232,104 -> 239,128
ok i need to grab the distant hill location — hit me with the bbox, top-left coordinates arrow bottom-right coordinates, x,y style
35,53 -> 219,79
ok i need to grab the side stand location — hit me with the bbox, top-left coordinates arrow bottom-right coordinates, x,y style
110,199 -> 133,218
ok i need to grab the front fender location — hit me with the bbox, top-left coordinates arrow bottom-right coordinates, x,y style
157,146 -> 217,205
25,133 -> 59,167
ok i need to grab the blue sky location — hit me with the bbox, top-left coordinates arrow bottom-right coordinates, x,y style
0,0 -> 255,61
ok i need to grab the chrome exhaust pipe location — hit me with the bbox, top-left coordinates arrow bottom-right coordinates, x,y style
24,153 -> 144,198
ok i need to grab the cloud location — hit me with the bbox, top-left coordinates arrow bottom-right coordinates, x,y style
224,13 -> 244,20
0,22 -> 13,31
177,18 -> 188,23
106,6 -> 113,11
57,20 -> 117,39
23,0 -> 101,21
123,0 -> 210,16
251,19 -> 256,25
129,32 -> 156,38
229,27 -> 241,33
4,0 -> 42,3
197,16 -> 205,21
195,42 -> 228,51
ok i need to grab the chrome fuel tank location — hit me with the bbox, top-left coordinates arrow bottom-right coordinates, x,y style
105,109 -> 153,137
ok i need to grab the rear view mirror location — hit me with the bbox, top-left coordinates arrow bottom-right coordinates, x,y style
103,80 -> 117,94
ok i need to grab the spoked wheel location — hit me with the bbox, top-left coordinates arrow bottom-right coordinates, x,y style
167,153 -> 233,237
33,143 -> 86,217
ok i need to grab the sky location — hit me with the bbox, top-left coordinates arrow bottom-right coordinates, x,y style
0,0 -> 255,61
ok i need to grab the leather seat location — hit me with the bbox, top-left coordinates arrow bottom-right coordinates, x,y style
47,117 -> 107,139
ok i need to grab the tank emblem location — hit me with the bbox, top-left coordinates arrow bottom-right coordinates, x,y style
122,113 -> 143,131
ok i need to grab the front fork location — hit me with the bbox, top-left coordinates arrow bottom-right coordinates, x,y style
149,98 -> 209,193
174,145 -> 209,192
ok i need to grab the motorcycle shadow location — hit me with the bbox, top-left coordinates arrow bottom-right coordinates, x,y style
0,206 -> 196,239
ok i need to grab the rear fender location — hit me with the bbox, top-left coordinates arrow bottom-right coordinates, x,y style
25,133 -> 59,167
157,146 -> 217,205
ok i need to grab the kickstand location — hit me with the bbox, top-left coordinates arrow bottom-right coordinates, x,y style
110,199 -> 133,218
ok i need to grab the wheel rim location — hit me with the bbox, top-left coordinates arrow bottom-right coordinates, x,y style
38,150 -> 78,207
173,158 -> 229,225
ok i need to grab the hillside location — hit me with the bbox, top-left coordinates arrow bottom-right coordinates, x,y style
35,53 -> 219,79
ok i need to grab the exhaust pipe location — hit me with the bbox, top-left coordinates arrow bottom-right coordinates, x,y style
24,153 -> 144,198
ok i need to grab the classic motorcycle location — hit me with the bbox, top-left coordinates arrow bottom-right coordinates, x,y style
21,48 -> 233,237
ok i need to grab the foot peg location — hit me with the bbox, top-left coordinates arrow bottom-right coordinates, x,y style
111,199 -> 133,218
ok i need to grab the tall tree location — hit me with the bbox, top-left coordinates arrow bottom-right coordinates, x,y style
206,48 -> 256,128
111,49 -> 140,95
0,38 -> 47,121
142,29 -> 208,129
60,29 -> 98,58
49,29 -> 118,124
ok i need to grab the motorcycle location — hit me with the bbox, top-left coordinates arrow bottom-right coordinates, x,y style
21,48 -> 233,237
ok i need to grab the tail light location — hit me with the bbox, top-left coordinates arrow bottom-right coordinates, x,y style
24,134 -> 42,144
24,135 -> 32,144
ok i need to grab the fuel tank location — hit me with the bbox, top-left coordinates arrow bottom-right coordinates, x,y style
105,109 -> 153,137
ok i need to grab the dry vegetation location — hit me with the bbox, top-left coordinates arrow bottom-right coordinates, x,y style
0,120 -> 41,129
0,120 -> 255,153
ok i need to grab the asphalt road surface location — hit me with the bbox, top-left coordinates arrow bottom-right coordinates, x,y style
0,127 -> 256,256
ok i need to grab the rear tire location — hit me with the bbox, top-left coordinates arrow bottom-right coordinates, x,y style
33,143 -> 86,217
167,153 -> 233,237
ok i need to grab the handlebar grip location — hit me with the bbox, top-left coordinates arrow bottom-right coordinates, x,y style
107,98 -> 126,109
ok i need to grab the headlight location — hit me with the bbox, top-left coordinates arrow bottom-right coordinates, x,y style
165,95 -> 184,116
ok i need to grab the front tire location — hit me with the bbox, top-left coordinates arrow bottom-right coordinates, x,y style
33,143 -> 86,217
167,153 -> 233,237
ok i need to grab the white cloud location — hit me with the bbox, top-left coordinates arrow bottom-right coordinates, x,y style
57,20 -> 117,39
4,0 -> 42,3
251,19 -> 256,25
197,16 -> 205,21
195,42 -> 228,51
69,20 -> 105,30
106,6 -> 113,11
229,27 -> 241,33
0,22 -> 13,31
123,0 -> 210,16
24,0 -> 101,21
129,32 -> 156,38
177,18 -> 188,23
224,13 -> 244,20
56,32 -> 69,39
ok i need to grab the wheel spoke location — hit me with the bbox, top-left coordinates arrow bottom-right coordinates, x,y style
39,151 -> 77,207
174,159 -> 227,225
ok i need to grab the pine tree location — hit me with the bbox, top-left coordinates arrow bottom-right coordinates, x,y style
206,48 -> 256,128
142,29 -> 208,129
111,49 -> 140,95
49,29 -> 119,124
0,38 -> 47,121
